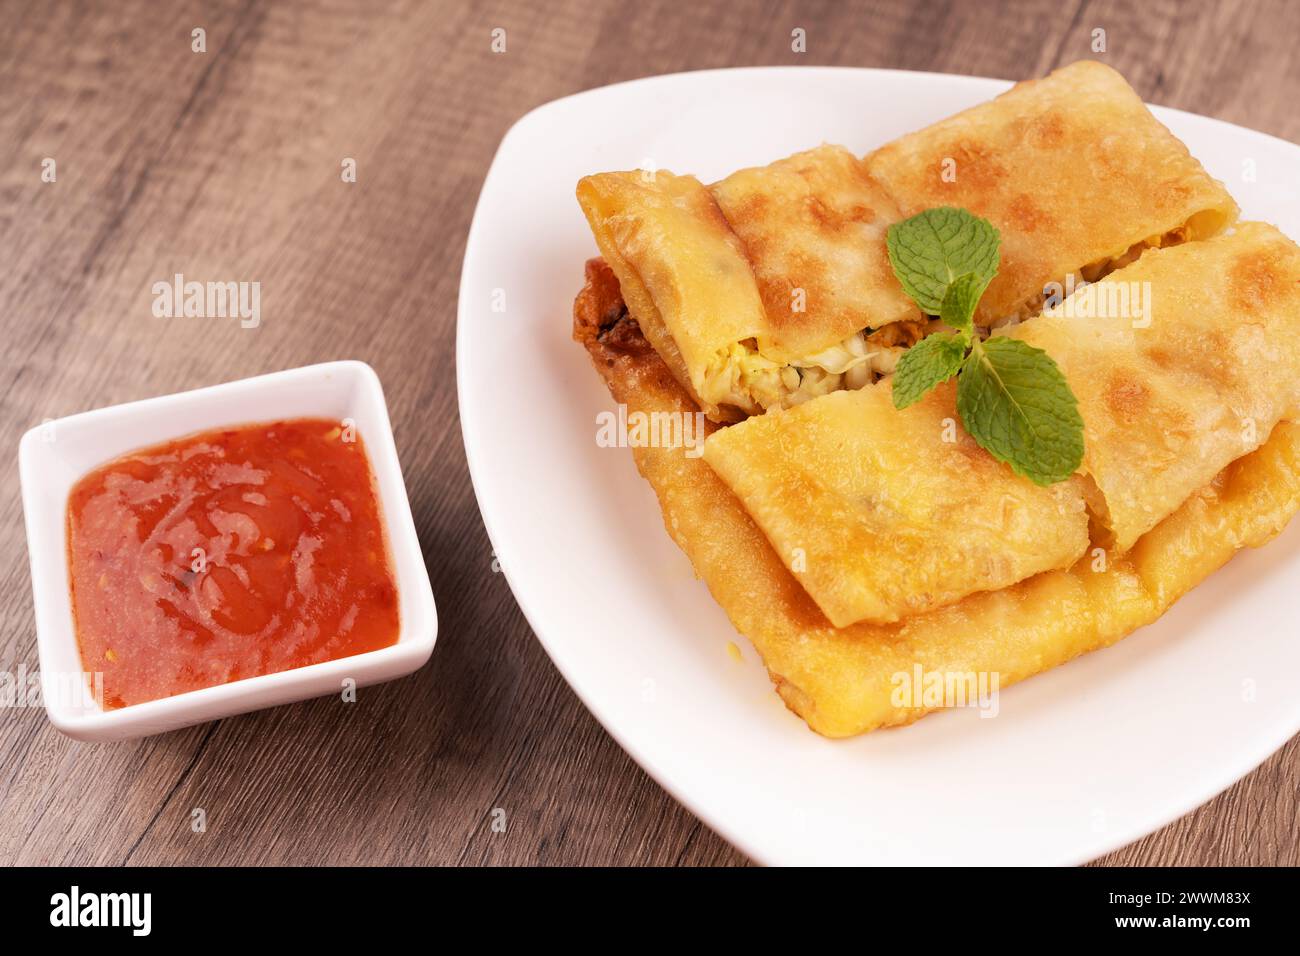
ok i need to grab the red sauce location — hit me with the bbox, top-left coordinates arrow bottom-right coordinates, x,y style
66,419 -> 400,709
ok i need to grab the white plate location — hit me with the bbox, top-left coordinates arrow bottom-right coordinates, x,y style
457,66 -> 1300,865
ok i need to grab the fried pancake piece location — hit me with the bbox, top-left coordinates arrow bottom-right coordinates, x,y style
709,145 -> 920,362
577,169 -> 764,422
577,145 -> 922,420
1009,222 -> 1300,551
573,258 -> 1300,737
866,60 -> 1239,325
702,380 -> 1090,627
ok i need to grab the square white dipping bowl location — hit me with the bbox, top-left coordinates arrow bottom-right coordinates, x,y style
18,360 -> 437,742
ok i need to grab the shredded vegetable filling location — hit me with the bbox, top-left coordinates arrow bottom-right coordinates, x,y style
701,223 -> 1205,418
703,321 -> 927,415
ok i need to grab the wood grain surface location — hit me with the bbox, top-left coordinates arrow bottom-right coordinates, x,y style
1,0 -> 1297,867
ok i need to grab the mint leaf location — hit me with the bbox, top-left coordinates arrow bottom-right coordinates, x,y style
939,272 -> 989,334
892,332 -> 967,409
955,337 -> 1084,486
887,207 -> 1001,315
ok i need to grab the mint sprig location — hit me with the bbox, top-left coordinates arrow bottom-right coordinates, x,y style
886,208 -> 1084,486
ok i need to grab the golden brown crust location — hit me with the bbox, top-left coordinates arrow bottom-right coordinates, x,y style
702,380 -> 1090,627
865,60 -> 1239,324
572,259 -> 1300,737
577,60 -> 1238,429
577,147 -> 922,419
1010,222 -> 1300,551
709,145 -> 920,360
576,171 -> 764,421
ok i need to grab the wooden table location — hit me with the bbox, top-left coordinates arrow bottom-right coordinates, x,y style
2,0 -> 1296,866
